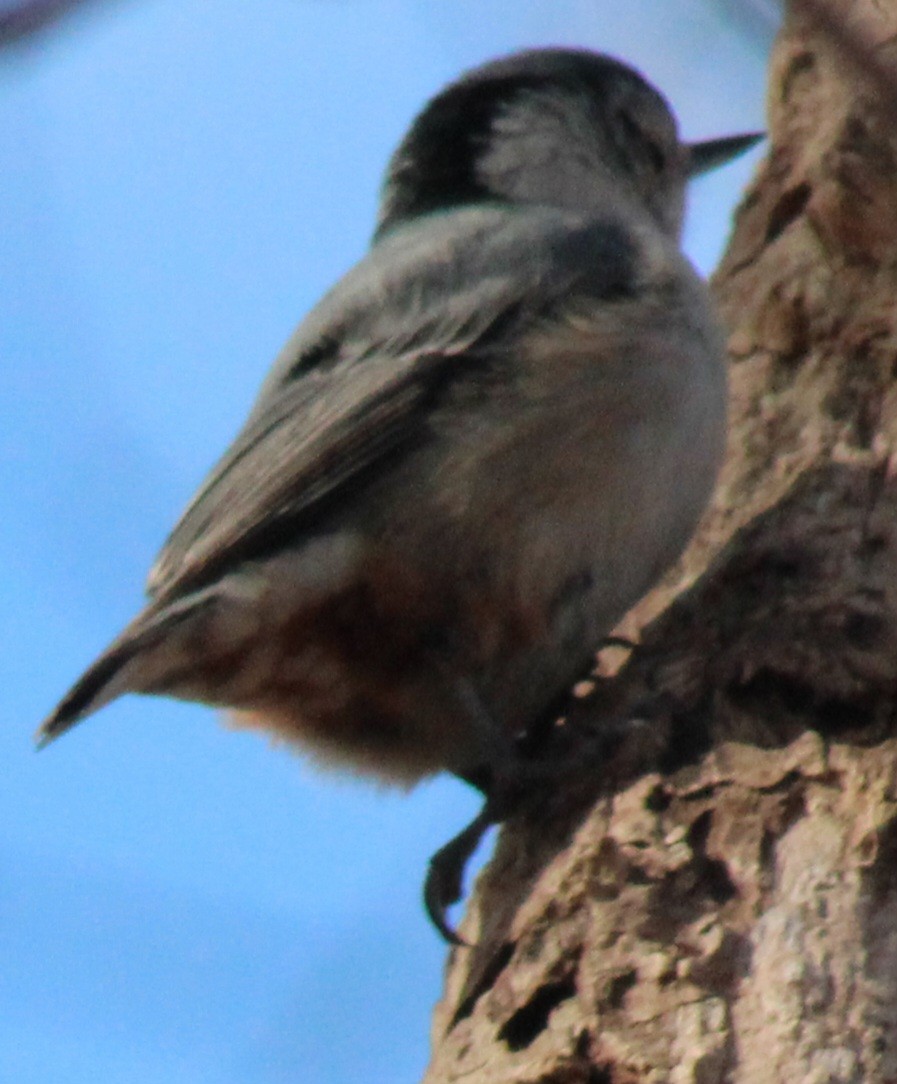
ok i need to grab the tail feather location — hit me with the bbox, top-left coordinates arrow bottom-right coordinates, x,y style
35,590 -> 218,749
36,642 -> 140,749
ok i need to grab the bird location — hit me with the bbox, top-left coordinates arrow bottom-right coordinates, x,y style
37,47 -> 761,942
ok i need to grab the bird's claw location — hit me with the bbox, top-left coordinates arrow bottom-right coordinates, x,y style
423,802 -> 499,944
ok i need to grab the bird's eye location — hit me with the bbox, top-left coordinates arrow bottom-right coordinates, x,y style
617,110 -> 666,174
645,139 -> 665,174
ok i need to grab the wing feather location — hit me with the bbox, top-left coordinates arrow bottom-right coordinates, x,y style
146,207 -> 639,600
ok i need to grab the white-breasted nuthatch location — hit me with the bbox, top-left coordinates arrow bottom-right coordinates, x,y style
37,48 -> 761,940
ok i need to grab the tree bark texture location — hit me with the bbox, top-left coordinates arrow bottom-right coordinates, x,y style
424,4 -> 897,1081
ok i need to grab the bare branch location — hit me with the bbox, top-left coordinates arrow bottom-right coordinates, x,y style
0,0 -> 112,46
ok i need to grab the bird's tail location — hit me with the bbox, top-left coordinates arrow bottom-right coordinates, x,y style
35,588 -> 222,749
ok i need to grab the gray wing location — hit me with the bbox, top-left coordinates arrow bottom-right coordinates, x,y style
146,206 -> 639,601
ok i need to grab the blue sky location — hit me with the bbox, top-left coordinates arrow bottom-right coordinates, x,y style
1,3 -> 771,1081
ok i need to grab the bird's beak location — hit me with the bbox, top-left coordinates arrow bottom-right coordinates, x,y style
686,131 -> 765,176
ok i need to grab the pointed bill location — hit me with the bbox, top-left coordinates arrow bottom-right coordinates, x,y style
687,131 -> 765,176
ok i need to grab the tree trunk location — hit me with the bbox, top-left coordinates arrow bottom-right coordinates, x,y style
424,3 -> 897,1081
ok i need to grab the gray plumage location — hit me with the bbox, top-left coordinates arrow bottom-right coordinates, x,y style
36,47 -> 761,938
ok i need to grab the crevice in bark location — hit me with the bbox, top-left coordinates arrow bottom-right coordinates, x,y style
498,975 -> 578,1052
764,181 -> 812,243
448,940 -> 516,1030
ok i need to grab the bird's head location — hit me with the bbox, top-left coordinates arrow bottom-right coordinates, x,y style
376,47 -> 762,241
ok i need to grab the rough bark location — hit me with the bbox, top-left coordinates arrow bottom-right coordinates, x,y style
424,4 -> 897,1081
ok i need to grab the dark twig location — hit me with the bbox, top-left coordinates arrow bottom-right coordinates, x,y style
0,0 -> 111,46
